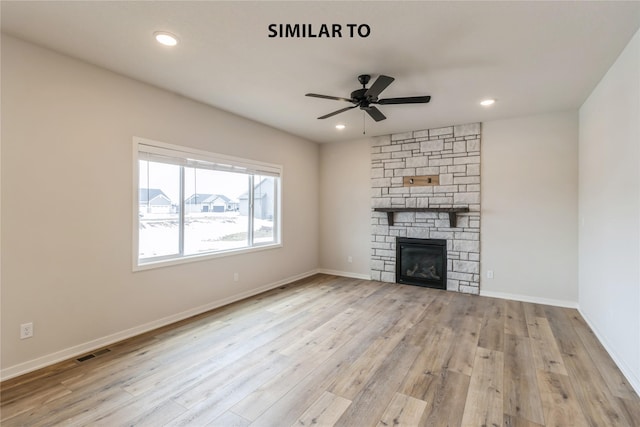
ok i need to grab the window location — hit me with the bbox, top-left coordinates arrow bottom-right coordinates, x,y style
134,138 -> 281,269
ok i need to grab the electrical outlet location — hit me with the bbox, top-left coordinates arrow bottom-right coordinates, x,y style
233,272 -> 239,282
20,322 -> 33,339
487,270 -> 494,279
347,256 -> 353,263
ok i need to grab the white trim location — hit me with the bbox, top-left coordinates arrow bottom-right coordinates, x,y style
135,137 -> 281,175
317,268 -> 371,280
578,308 -> 640,396
134,243 -> 283,272
0,269 -> 319,382
132,141 -> 140,273
132,137 -> 283,270
479,289 -> 578,309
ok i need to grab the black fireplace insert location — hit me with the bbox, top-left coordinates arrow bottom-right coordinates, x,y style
396,238 -> 447,290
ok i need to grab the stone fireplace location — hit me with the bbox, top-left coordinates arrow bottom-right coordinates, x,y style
370,123 -> 481,294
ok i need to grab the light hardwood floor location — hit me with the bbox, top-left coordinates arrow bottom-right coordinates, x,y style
2,274 -> 639,426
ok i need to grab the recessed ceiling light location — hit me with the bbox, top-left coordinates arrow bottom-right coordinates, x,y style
480,99 -> 496,106
335,124 -> 346,130
154,32 -> 178,47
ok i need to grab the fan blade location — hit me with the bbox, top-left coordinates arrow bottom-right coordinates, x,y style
378,96 -> 431,105
317,105 -> 357,119
365,75 -> 395,99
365,106 -> 386,122
306,93 -> 353,102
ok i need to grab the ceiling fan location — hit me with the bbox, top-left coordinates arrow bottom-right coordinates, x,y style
306,74 -> 431,122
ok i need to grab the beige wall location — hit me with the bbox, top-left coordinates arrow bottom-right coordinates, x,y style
1,36 -> 320,376
579,28 -> 640,392
319,137 -> 371,278
481,112 -> 579,305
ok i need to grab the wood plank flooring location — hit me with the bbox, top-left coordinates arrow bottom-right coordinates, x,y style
2,274 -> 639,426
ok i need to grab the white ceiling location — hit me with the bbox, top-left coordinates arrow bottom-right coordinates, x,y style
2,1 -> 639,143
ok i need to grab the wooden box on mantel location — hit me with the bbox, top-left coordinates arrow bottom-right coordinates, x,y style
403,175 -> 439,187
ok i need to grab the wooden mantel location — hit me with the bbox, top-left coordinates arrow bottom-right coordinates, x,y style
373,207 -> 470,228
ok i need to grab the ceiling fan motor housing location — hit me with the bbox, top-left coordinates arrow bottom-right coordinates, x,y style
351,88 -> 369,103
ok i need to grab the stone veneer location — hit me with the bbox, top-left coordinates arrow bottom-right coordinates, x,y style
371,123 -> 481,294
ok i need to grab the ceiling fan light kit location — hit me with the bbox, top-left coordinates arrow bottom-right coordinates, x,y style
306,74 -> 431,122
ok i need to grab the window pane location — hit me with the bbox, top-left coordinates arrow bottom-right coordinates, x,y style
253,175 -> 276,245
136,140 -> 282,268
138,160 -> 180,260
184,168 -> 249,255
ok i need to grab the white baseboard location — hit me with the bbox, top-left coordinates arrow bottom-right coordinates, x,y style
317,269 -> 371,280
577,308 -> 640,396
479,289 -> 578,309
0,269 -> 320,382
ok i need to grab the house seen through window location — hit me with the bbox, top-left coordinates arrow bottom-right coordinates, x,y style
136,139 -> 281,268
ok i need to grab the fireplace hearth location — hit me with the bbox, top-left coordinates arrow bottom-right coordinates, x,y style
396,238 -> 447,290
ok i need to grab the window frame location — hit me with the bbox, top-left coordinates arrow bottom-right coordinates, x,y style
132,137 -> 282,271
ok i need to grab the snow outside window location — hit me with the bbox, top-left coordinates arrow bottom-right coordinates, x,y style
134,138 -> 281,270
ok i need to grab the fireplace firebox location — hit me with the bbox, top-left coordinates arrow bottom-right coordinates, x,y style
396,238 -> 447,290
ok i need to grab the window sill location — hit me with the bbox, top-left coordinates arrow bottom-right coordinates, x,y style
133,242 -> 282,272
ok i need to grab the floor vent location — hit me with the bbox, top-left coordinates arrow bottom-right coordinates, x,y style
93,348 -> 111,357
76,348 -> 111,362
76,354 -> 95,362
